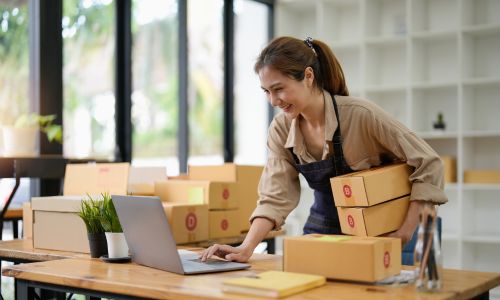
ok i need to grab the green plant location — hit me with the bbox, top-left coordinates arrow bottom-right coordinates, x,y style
14,113 -> 62,143
78,194 -> 105,234
99,193 -> 123,233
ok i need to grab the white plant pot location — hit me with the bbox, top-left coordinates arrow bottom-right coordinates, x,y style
1,126 -> 39,157
105,232 -> 129,258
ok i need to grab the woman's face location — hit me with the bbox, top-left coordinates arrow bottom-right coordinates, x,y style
258,65 -> 315,119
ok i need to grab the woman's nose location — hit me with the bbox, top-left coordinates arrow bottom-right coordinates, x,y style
269,93 -> 281,107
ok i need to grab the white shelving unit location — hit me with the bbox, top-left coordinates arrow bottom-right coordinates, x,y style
277,0 -> 500,297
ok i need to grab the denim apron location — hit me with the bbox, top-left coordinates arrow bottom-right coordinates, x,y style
289,96 -> 353,234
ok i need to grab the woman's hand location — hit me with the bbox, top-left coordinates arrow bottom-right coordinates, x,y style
199,244 -> 253,263
382,200 -> 431,246
383,228 -> 413,246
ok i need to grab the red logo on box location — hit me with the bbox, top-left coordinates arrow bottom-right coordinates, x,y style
343,185 -> 352,198
384,251 -> 390,268
222,188 -> 230,200
185,213 -> 197,231
347,215 -> 355,228
221,219 -> 229,231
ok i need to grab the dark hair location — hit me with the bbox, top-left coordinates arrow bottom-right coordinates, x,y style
254,36 -> 349,96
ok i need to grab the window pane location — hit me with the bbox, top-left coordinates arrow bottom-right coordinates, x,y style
63,0 -> 116,159
234,0 -> 269,165
0,1 -> 29,132
131,0 -> 179,175
0,1 -> 31,222
187,0 -> 224,166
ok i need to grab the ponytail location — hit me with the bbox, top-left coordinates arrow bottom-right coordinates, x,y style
255,36 -> 349,97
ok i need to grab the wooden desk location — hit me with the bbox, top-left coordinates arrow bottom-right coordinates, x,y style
0,239 -> 89,264
3,253 -> 500,300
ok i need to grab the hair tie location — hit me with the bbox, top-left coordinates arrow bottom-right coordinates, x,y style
304,37 -> 317,56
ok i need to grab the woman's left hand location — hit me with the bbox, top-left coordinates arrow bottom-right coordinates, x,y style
383,228 -> 413,246
381,200 -> 432,246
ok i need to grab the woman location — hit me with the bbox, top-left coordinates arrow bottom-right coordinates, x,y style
200,36 -> 447,263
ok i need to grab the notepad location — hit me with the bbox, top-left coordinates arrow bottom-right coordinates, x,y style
222,271 -> 326,298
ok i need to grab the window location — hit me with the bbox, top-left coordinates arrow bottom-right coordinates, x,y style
187,0 -> 224,166
62,0 -> 116,159
131,0 -> 179,175
0,0 -> 32,215
0,0 -> 29,128
234,0 -> 270,165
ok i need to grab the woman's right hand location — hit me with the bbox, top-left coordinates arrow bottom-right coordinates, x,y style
199,244 -> 253,263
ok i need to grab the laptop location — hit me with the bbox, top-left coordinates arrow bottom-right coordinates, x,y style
112,195 -> 250,275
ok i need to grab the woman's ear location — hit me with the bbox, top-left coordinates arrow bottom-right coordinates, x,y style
304,67 -> 315,88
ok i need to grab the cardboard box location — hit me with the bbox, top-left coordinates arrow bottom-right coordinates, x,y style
163,203 -> 209,244
464,170 -> 500,184
441,156 -> 457,183
31,196 -> 91,253
128,166 -> 167,195
331,163 -> 413,207
188,164 -> 263,232
209,210 -> 240,239
337,195 -> 410,237
284,235 -> 401,282
155,180 -> 238,210
22,202 -> 33,240
63,163 -> 130,196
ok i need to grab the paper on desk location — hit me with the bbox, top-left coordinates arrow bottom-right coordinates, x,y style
375,270 -> 417,285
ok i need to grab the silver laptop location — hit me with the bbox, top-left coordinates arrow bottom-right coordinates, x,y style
112,195 -> 250,275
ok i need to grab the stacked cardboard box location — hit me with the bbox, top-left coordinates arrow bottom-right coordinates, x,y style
162,203 -> 209,244
284,234 -> 401,282
441,155 -> 457,183
26,163 -> 165,253
189,164 -> 263,236
464,170 -> 500,184
154,164 -> 263,240
330,163 -> 413,237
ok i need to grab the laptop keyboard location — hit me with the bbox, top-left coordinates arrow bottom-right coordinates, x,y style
182,258 -> 235,271
188,258 -> 229,265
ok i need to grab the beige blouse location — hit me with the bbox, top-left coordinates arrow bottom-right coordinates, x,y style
250,91 -> 447,230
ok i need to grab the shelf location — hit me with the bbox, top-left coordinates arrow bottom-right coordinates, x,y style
463,235 -> 500,244
277,0 -> 500,280
320,0 -> 361,43
411,0 -> 458,34
442,233 -> 460,242
463,184 -> 500,191
365,85 -> 406,93
462,24 -> 500,36
365,36 -> 406,46
417,131 -> 458,139
463,77 -> 500,87
444,183 -> 458,191
412,81 -> 457,90
365,0 -> 407,39
411,30 -> 457,41
463,131 -> 500,138
330,41 -> 359,51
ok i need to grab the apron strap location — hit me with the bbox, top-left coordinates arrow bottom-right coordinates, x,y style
288,95 -> 351,175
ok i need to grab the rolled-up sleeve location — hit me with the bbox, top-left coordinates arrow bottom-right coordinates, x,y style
249,120 -> 301,230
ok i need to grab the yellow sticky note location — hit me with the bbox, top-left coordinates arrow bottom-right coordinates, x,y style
315,236 -> 351,242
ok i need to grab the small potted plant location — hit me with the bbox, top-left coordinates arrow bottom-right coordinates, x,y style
78,194 -> 108,258
100,193 -> 129,259
1,113 -> 62,156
